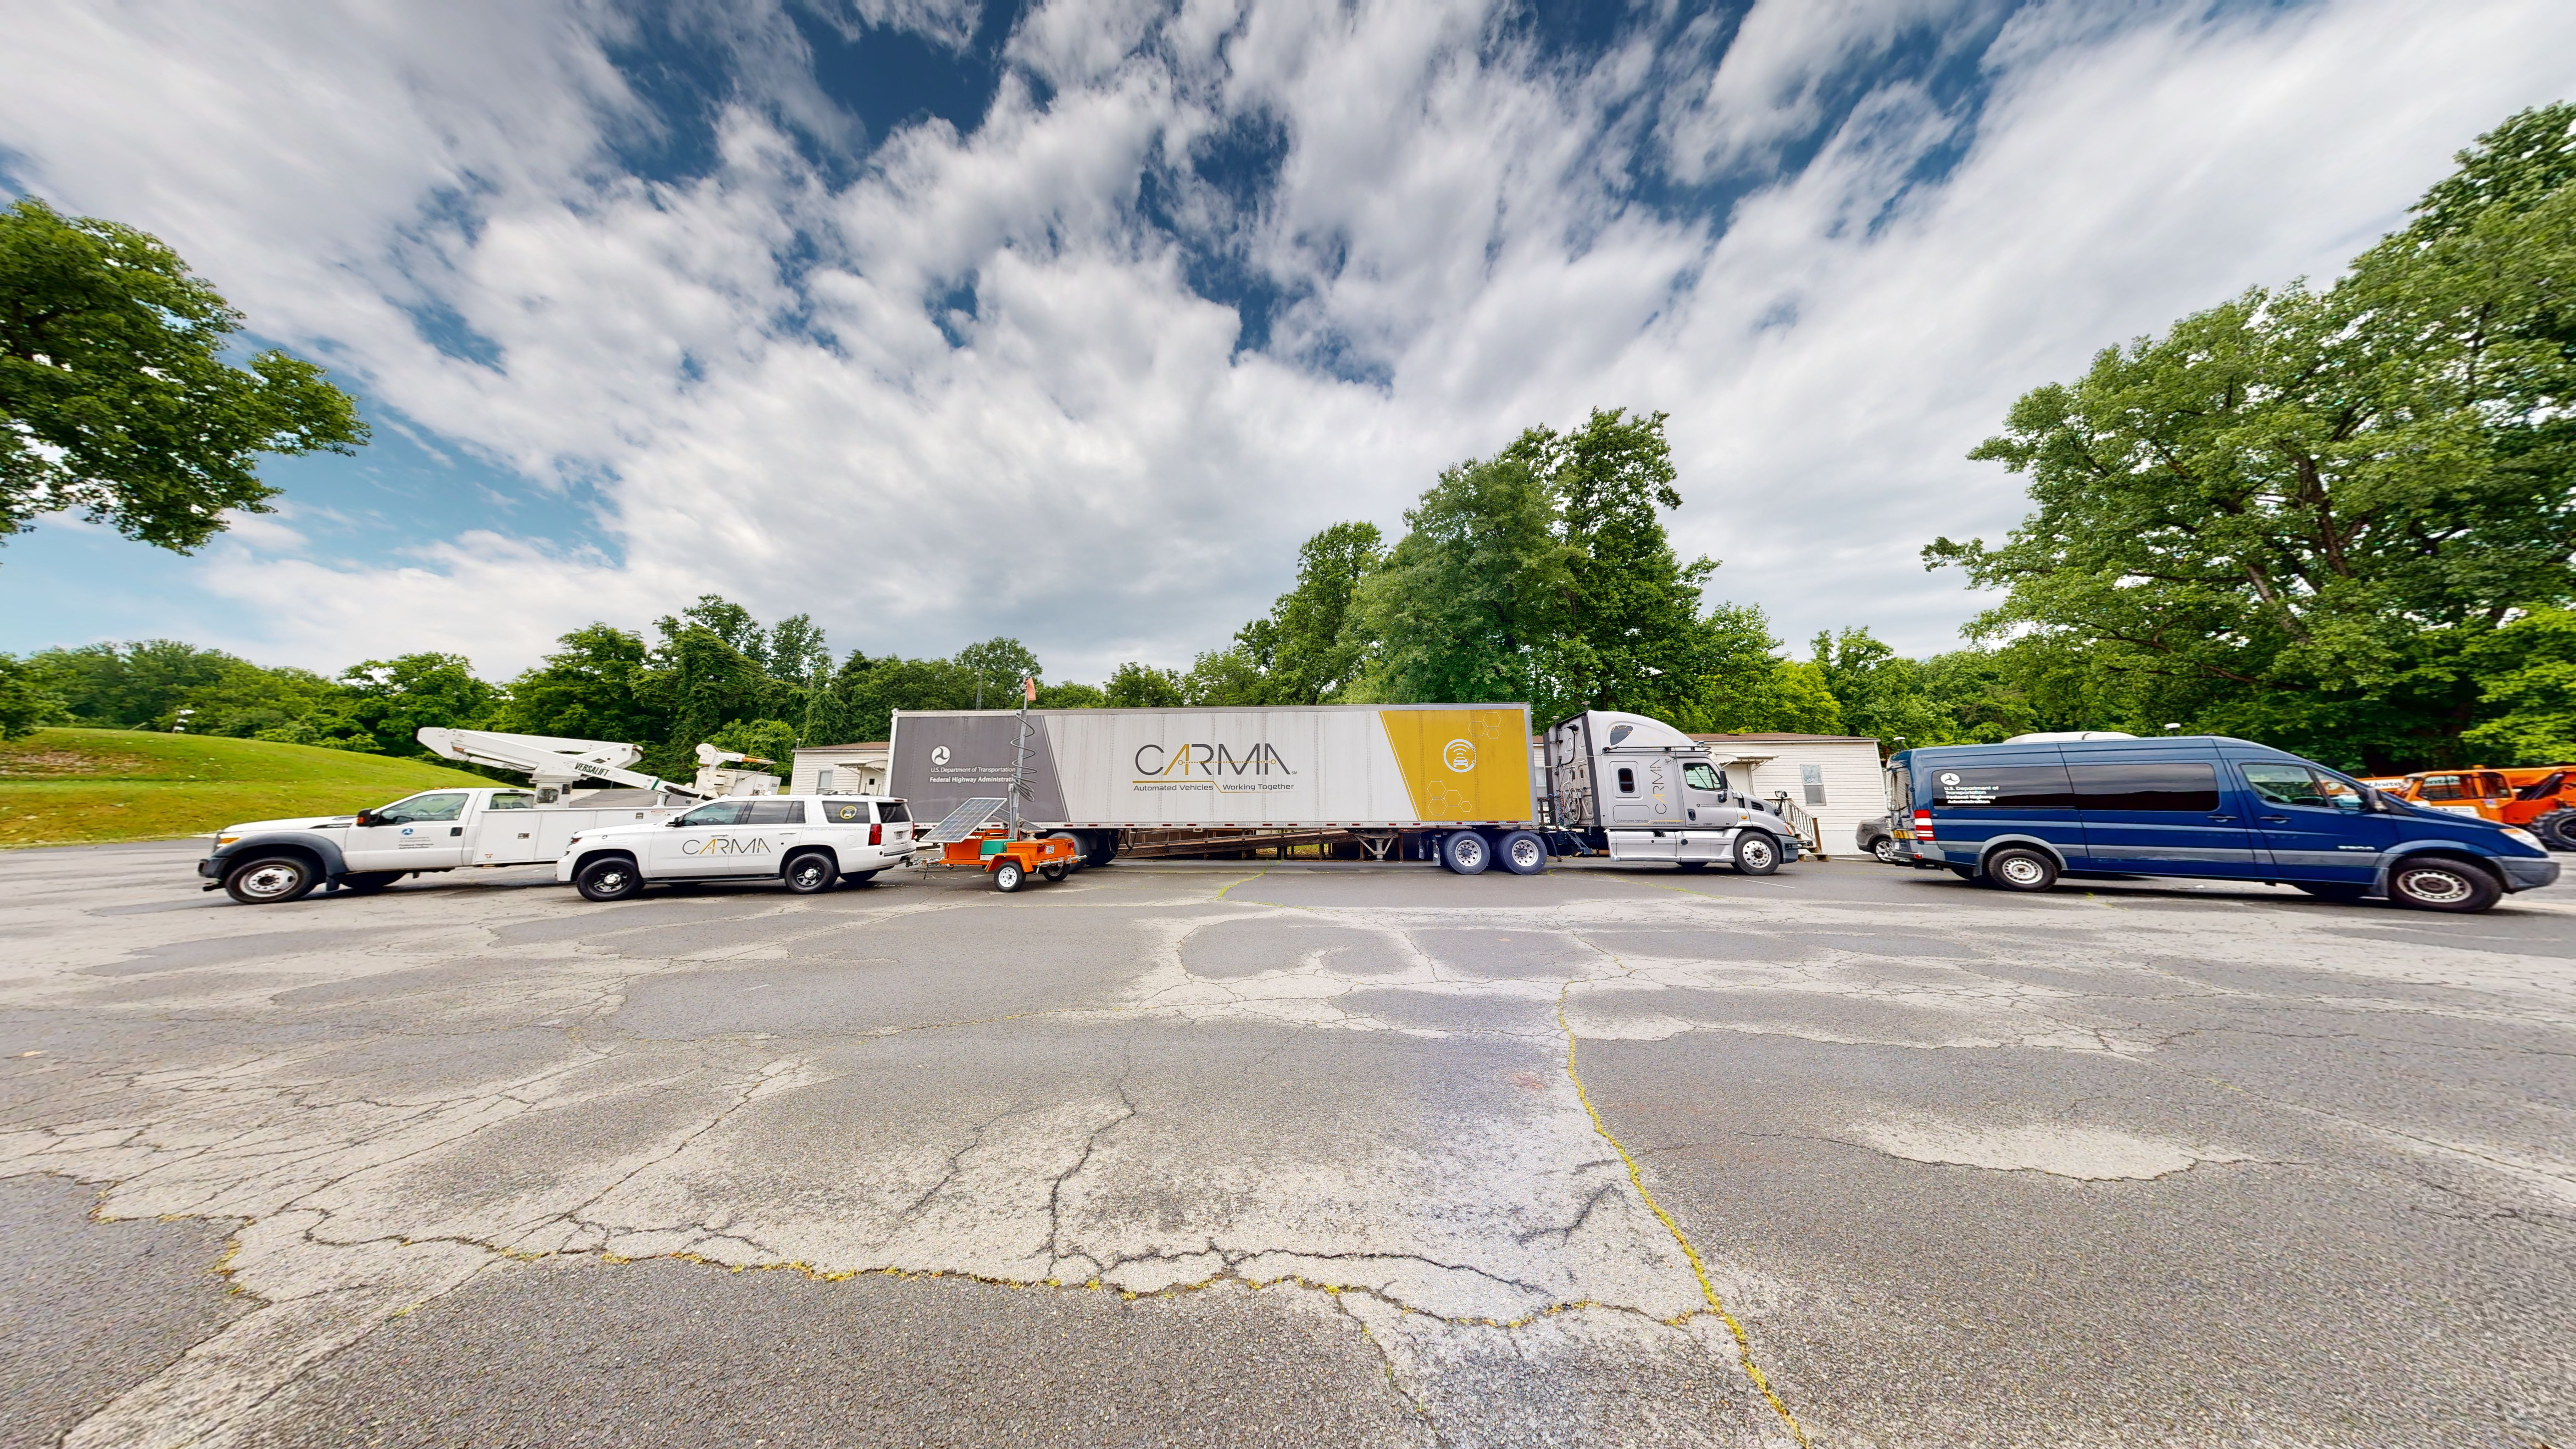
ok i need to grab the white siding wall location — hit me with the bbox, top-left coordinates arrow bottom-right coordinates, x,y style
1719,743 -> 1888,857
791,749 -> 888,795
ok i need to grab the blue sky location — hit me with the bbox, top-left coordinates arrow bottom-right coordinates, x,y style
3,0 -> 2571,684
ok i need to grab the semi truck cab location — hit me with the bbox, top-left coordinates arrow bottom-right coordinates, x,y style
1545,710 -> 1798,874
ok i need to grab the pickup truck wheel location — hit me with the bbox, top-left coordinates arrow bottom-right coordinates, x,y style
1983,847 -> 2057,892
1732,833 -> 1780,876
338,872 -> 398,894
2387,856 -> 2501,913
994,860 -> 1026,892
575,857 -> 644,903
782,852 -> 837,894
225,855 -> 317,905
1871,836 -> 1902,864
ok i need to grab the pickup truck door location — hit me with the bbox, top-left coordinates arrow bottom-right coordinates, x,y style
342,791 -> 475,872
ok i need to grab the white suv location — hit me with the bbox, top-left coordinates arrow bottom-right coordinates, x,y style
558,795 -> 921,902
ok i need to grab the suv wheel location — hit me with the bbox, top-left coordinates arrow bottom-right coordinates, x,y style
782,852 -> 837,894
1983,847 -> 2058,892
225,855 -> 317,905
576,856 -> 644,903
2386,856 -> 2501,913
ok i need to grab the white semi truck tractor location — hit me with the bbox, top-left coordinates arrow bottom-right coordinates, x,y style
194,729 -> 780,905
1544,710 -> 1798,874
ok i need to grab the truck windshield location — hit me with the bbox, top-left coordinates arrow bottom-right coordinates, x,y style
373,792 -> 468,824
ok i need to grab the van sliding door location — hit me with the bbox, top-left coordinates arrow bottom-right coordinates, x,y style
2069,761 -> 2254,876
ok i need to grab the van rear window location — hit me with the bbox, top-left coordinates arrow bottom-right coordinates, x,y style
1927,766 -> 2073,809
2071,763 -> 2219,813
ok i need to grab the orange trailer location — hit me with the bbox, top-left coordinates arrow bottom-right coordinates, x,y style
938,825 -> 1081,891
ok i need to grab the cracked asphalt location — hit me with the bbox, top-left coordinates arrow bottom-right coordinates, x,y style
2,840 -> 2571,1448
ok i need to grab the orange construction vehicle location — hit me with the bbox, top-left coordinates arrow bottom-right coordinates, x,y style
2366,767 -> 2576,849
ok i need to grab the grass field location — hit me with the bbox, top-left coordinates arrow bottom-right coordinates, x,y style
0,729 -> 494,849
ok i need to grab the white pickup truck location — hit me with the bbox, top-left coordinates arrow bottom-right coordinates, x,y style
198,786 -> 690,904
557,794 -> 924,902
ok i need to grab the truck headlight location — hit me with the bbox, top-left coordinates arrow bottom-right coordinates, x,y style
2503,826 -> 2544,850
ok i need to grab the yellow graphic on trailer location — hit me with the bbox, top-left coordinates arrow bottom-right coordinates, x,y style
1378,708 -> 1531,821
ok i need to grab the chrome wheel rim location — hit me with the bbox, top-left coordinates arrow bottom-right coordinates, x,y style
2398,867 -> 2471,904
591,868 -> 630,894
237,864 -> 301,899
1998,857 -> 2045,886
1740,841 -> 1772,869
1509,838 -> 1543,870
1454,840 -> 1484,869
790,861 -> 827,889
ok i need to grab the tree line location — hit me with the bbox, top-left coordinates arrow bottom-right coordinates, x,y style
3,105 -> 2570,776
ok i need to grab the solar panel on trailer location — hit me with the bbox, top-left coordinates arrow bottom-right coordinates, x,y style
924,797 -> 1008,844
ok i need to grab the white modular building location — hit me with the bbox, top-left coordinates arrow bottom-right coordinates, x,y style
1688,733 -> 1889,856
789,741 -> 891,795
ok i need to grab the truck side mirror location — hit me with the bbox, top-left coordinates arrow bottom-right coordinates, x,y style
353,810 -> 377,827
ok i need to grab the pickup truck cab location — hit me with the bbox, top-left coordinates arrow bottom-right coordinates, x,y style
201,786 -> 689,905
1890,735 -> 2560,912
558,794 -> 923,902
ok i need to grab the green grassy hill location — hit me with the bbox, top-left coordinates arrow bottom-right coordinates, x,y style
0,729 -> 494,849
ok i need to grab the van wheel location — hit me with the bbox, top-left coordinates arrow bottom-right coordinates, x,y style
225,855 -> 317,905
782,852 -> 837,894
2387,856 -> 2500,913
994,860 -> 1025,893
1872,837 -> 1902,865
576,857 -> 643,903
1984,847 -> 2058,892
1441,832 -> 1490,875
1732,833 -> 1780,876
338,872 -> 398,894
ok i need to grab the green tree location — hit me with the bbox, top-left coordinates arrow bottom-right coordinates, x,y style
954,637 -> 1042,708
1808,628 -> 1968,751
1677,603 -> 1846,735
2462,608 -> 2576,762
0,197 -> 366,553
337,653 -> 499,755
1244,521 -> 1385,704
640,627 -> 768,775
1103,662 -> 1185,708
501,625 -> 665,745
708,718 -> 798,778
1181,648 -> 1270,706
1510,408 -> 1713,720
1035,680 -> 1107,709
1352,452 -> 1574,710
1929,105 -> 2576,770
0,655 -> 66,739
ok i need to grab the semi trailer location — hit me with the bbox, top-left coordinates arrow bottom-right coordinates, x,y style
887,703 -> 1550,874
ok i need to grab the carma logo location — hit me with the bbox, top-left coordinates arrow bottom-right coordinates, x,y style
1444,739 -> 1476,773
681,837 -> 773,857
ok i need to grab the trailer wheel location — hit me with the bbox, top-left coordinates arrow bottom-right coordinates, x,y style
225,855 -> 317,906
1732,833 -> 1780,876
576,856 -> 644,902
1041,863 -> 1069,882
1045,832 -> 1085,870
781,852 -> 837,894
994,859 -> 1026,892
1440,832 -> 1490,875
1498,830 -> 1546,875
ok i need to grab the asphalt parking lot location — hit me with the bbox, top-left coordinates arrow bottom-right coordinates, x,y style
2,840 -> 2570,1448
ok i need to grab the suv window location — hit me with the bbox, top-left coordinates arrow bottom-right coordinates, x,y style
744,799 -> 807,825
2070,763 -> 2219,813
819,799 -> 870,824
373,792 -> 469,824
2242,763 -> 2364,812
878,801 -> 910,823
676,800 -> 752,827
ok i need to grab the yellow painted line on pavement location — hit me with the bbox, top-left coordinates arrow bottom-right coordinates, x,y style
1556,985 -> 1810,1446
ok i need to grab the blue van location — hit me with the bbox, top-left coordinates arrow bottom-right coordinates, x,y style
1888,735 -> 2560,912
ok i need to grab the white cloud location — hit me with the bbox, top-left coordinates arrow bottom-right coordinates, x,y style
1,0 -> 2569,683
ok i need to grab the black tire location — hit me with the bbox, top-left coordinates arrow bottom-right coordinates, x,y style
1871,836 -> 1903,865
1732,832 -> 1780,876
2386,855 -> 2501,913
225,854 -> 317,906
2292,881 -> 2368,902
1041,863 -> 1069,882
994,860 -> 1026,892
1086,836 -> 1120,869
841,870 -> 881,888
575,856 -> 644,903
1983,847 -> 2058,892
781,852 -> 837,894
2540,811 -> 2576,852
1440,832 -> 1490,875
338,872 -> 399,894
1045,832 -> 1085,871
1498,830 -> 1547,876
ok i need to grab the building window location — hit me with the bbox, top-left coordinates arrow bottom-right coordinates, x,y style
1801,764 -> 1826,806
1616,766 -> 1636,795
